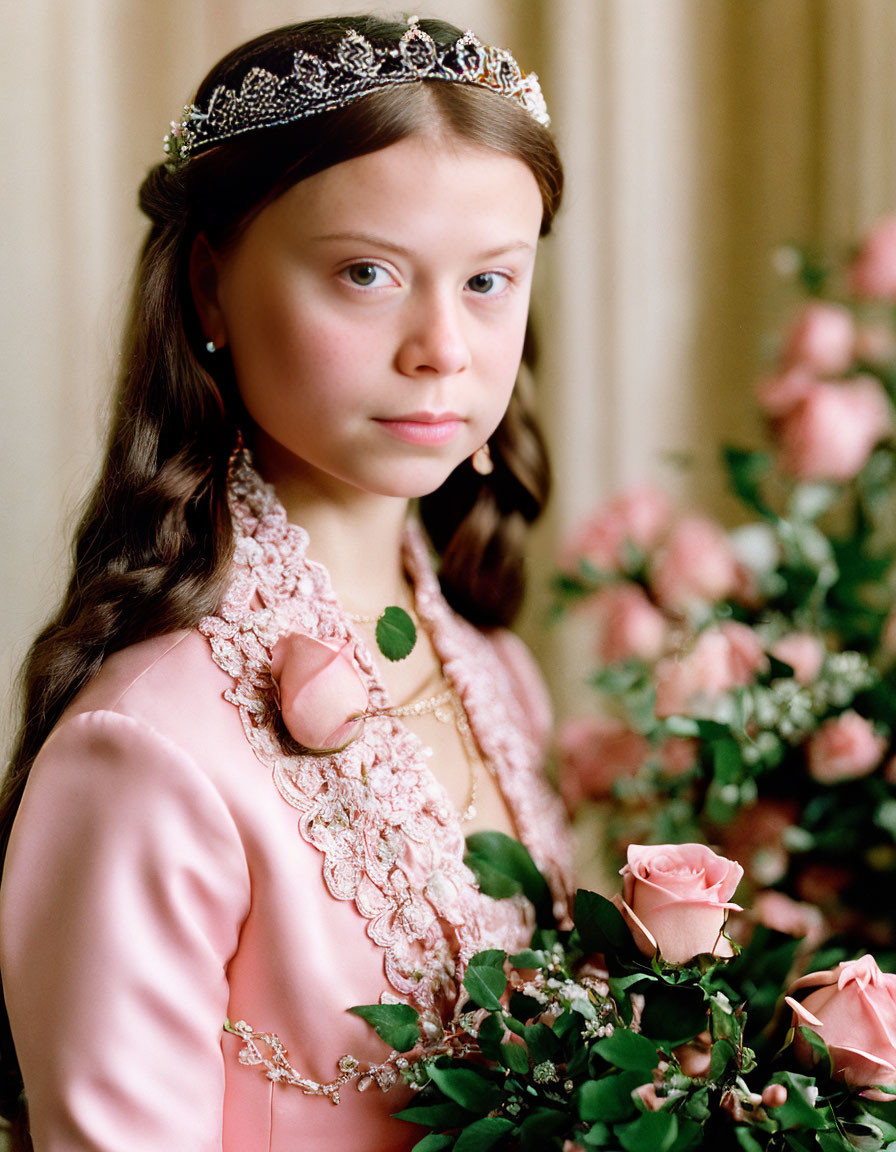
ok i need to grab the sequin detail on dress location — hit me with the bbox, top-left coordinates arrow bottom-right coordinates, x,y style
199,453 -> 573,1025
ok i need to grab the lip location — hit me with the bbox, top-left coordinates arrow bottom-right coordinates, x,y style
374,412 -> 465,446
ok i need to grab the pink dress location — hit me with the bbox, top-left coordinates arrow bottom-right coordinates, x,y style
0,456 -> 573,1151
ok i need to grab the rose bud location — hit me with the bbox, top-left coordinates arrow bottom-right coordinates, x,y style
806,711 -> 887,784
780,301 -> 856,376
770,632 -> 825,686
613,842 -> 743,965
556,715 -> 649,809
271,632 -> 368,753
673,1030 -> 713,1079
649,516 -> 741,613
561,486 -> 673,574
785,955 -> 896,1096
773,375 -> 891,483
589,583 -> 667,665
762,1083 -> 788,1109
849,214 -> 896,300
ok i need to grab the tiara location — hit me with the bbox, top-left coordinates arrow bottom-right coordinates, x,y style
163,17 -> 550,167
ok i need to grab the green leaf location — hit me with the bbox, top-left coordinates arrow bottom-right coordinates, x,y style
348,1002 -> 419,1051
463,963 -> 507,1011
573,888 -> 633,956
508,948 -> 549,968
470,948 -> 508,969
499,1041 -> 530,1074
766,1071 -> 832,1130
577,1072 -> 642,1123
464,831 -> 554,926
816,1134 -> 855,1152
474,1012 -> 506,1062
638,983 -> 709,1047
464,859 -> 525,901
733,1129 -> 767,1152
724,445 -> 774,517
709,737 -> 745,783
516,1108 -> 570,1147
670,1118 -> 704,1151
427,1065 -> 504,1115
618,1110 -> 679,1152
582,1122 -> 612,1147
796,1027 -> 833,1077
395,1101 -> 475,1127
521,1021 -> 562,1063
453,1117 -> 517,1152
376,605 -> 417,661
412,1136 -> 456,1152
708,1037 -> 737,1081
594,1029 -> 659,1074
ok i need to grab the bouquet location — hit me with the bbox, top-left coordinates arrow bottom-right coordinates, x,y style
351,838 -> 896,1151
555,215 -> 896,958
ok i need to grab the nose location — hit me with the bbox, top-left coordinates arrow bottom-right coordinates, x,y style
395,289 -> 471,377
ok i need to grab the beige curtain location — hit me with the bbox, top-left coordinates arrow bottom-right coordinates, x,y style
4,0 -> 896,742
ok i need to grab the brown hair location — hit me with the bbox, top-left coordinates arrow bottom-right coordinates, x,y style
0,16 -> 562,1133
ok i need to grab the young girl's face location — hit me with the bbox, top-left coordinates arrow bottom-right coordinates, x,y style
195,130 -> 544,501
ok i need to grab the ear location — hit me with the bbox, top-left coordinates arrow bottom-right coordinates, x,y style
190,233 -> 228,349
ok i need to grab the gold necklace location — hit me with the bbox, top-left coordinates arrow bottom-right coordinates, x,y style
345,606 -> 420,625
375,681 -> 485,824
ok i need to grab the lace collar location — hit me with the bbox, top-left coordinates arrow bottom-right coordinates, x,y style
199,452 -> 571,1020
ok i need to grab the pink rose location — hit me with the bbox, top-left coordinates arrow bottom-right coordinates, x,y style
562,486 -> 673,573
756,366 -> 816,418
770,632 -> 826,685
855,322 -> 896,366
786,956 -> 896,1093
806,711 -> 886,784
271,632 -> 368,753
772,375 -> 891,482
753,890 -> 825,952
717,799 -> 799,887
657,736 -> 699,778
590,583 -> 667,664
632,1083 -> 666,1111
654,622 -> 767,718
781,302 -> 856,376
794,862 -> 853,909
614,842 -> 743,965
649,516 -> 741,613
673,1030 -> 713,1079
557,715 -> 649,809
849,215 -> 896,300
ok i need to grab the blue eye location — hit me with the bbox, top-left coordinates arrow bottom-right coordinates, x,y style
466,272 -> 509,295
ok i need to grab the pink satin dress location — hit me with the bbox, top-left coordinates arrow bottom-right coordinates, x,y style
0,455 -> 573,1151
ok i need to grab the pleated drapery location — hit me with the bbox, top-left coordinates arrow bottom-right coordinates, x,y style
4,0 -> 896,731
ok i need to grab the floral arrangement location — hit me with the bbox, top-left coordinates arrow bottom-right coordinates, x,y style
555,214 -> 896,959
352,838 -> 896,1151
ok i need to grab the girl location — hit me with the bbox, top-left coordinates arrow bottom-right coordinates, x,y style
0,15 -> 572,1151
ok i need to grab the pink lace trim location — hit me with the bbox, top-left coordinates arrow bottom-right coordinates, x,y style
199,453 -> 573,1018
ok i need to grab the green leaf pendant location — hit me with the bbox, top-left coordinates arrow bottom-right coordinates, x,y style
376,606 -> 418,662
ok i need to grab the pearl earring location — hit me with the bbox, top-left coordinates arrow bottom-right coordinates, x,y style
205,339 -> 218,353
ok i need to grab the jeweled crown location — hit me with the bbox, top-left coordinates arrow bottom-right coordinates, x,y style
163,18 -> 550,167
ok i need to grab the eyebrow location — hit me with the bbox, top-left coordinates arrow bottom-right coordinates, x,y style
310,231 -> 535,260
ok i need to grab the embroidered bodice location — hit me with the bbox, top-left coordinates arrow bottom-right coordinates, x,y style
199,454 -> 573,1028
